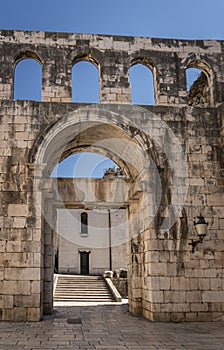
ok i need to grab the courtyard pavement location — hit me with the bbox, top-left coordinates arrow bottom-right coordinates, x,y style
0,302 -> 224,350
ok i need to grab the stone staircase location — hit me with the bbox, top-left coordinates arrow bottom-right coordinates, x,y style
54,274 -> 116,303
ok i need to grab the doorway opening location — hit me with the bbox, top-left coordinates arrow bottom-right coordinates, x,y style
80,251 -> 90,275
32,106 -> 156,316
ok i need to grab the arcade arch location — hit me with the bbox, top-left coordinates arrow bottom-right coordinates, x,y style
72,61 -> 100,103
130,63 -> 155,105
185,59 -> 214,106
14,57 -> 42,101
30,105 -> 183,317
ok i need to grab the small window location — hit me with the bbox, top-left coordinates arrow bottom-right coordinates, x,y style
81,212 -> 88,235
72,61 -> 100,103
130,63 -> 155,105
186,67 -> 202,92
14,58 -> 42,101
186,64 -> 213,107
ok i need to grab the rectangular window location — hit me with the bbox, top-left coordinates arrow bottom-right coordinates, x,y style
81,212 -> 88,235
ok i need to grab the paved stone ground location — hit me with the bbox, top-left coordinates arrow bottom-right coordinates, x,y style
0,303 -> 224,349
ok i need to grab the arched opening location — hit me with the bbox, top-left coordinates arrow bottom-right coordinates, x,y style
51,149 -> 128,280
130,63 -> 155,105
50,146 -> 128,280
31,105 -> 185,319
185,60 -> 214,107
14,58 -> 42,101
33,108 -> 150,314
72,61 -> 100,103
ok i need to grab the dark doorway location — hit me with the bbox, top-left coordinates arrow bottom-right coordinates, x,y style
80,252 -> 89,275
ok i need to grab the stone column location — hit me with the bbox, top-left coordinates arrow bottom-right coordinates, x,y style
0,57 -> 14,100
101,55 -> 131,104
156,56 -> 185,106
42,51 -> 72,102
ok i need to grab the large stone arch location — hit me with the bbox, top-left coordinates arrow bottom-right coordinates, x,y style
29,104 -> 189,318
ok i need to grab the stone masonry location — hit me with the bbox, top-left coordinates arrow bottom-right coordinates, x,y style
0,29 -> 223,321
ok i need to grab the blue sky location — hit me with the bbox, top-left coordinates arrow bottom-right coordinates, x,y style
1,0 -> 223,178
1,0 -> 224,39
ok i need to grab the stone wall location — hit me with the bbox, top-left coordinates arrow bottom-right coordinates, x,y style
0,30 -> 223,105
0,29 -> 223,321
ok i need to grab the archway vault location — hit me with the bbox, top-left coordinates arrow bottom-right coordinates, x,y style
32,105 -> 154,316
32,105 -> 154,181
31,104 -> 188,319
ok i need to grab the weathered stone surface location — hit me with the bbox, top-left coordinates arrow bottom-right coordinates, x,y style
0,29 -> 223,322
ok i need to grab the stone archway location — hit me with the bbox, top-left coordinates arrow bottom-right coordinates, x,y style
31,104 -> 188,319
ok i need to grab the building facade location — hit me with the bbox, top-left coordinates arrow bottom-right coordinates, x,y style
0,29 -> 223,322
57,207 -> 127,275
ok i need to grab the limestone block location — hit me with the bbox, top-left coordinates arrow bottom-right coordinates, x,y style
171,277 -> 190,291
32,229 -> 41,242
13,307 -> 27,321
6,241 -> 21,252
185,312 -> 198,321
162,303 -> 173,312
164,291 -> 186,303
199,278 -> 210,290
148,263 -> 168,276
0,241 -> 6,252
131,288 -> 142,298
0,253 -> 4,267
219,219 -> 224,229
4,267 -> 40,281
14,116 -> 28,124
189,178 -> 204,186
31,281 -> 41,294
185,268 -> 194,278
13,217 -> 26,228
167,263 -> 177,276
199,259 -> 209,269
205,269 -> 218,278
21,242 -> 40,253
146,276 -> 160,290
8,204 -> 28,217
190,303 -> 209,312
187,291 -> 202,303
14,294 -> 40,307
2,308 -> 14,321
27,307 -> 41,321
4,252 -> 33,267
153,311 -> 171,322
0,295 -> 13,308
207,193 -> 224,206
210,278 -> 222,290
159,277 -> 171,290
194,269 -> 205,278
190,278 -> 199,290
150,291 -> 164,303
158,95 -> 168,104
148,251 -> 159,262
3,280 -> 30,295
177,303 -> 190,312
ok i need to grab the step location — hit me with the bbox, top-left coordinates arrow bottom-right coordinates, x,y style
54,296 -> 113,300
54,274 -> 116,303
